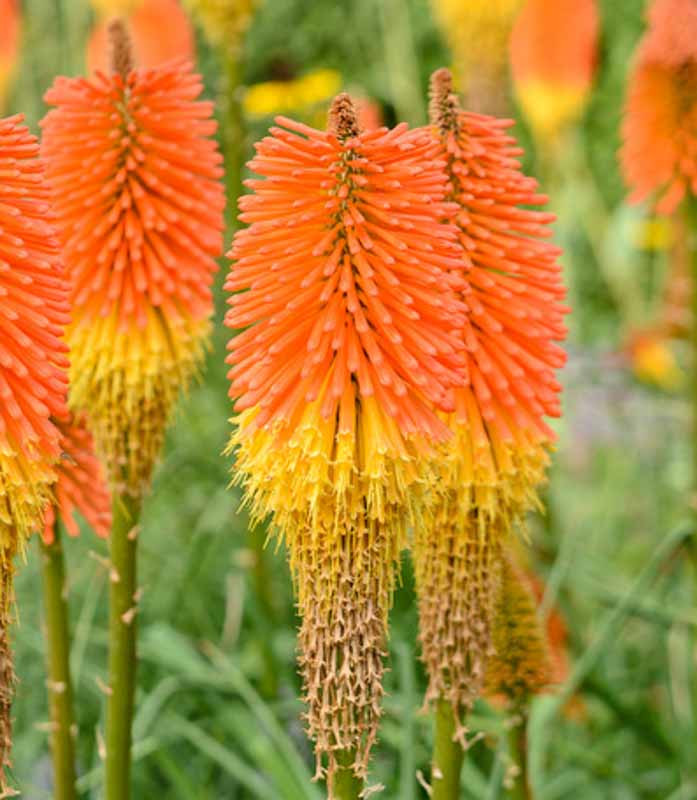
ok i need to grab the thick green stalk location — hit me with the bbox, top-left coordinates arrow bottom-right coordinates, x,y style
39,523 -> 77,800
687,194 -> 697,748
329,750 -> 363,800
250,528 -> 278,698
105,492 -> 141,800
507,706 -> 532,800
431,700 -> 464,800
223,51 -> 246,226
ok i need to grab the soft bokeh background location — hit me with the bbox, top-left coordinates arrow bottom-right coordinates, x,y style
6,0 -> 697,797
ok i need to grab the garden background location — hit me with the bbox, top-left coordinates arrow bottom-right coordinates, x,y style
6,0 -> 695,797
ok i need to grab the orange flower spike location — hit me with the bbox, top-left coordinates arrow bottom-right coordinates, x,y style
87,0 -> 195,75
511,0 -> 599,144
622,0 -> 697,214
0,112 -> 70,788
43,415 -> 112,545
0,114 -> 69,548
41,21 -> 225,496
413,69 -> 567,725
226,94 -> 466,786
0,0 -> 20,114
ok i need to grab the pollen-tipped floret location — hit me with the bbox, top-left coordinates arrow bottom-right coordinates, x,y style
510,0 -> 598,143
621,0 -> 697,214
43,414 -> 111,544
226,94 -> 466,784
413,69 -> 566,720
41,40 -> 225,496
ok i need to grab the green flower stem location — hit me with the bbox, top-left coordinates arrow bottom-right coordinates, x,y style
105,492 -> 142,800
223,51 -> 246,225
39,523 -> 77,800
431,700 -> 465,800
250,528 -> 279,698
507,705 -> 532,800
329,750 -> 363,800
687,194 -> 697,745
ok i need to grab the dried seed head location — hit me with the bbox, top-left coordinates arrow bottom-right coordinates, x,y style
485,553 -> 552,702
328,92 -> 361,141
415,495 -> 506,728
107,18 -> 134,79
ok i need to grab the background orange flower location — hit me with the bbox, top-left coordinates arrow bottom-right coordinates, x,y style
622,0 -> 697,213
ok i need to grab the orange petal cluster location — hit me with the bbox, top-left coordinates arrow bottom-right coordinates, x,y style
431,69 -> 566,492
41,41 -> 225,494
510,0 -> 598,142
87,0 -> 195,75
621,0 -> 697,213
226,111 -> 465,440
0,0 -> 20,113
0,114 -> 69,548
43,415 -> 111,544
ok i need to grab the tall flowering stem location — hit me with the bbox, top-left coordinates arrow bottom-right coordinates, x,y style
39,526 -> 77,800
486,555 -> 552,800
0,114 -> 70,789
40,415 -> 110,800
225,93 -> 466,794
184,0 -> 258,213
41,20 -> 224,798
419,68 -> 566,797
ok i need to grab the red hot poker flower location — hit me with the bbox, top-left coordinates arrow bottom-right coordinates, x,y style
226,94 -> 467,784
41,25 -> 225,495
622,0 -> 697,213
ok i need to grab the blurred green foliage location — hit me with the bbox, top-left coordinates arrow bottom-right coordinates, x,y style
7,0 -> 697,797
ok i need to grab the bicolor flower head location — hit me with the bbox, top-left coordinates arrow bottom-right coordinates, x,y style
42,21 -> 225,497
43,414 -> 112,544
184,0 -> 258,53
0,114 -> 69,552
414,68 -> 566,721
510,0 -> 599,144
226,93 -> 465,785
0,0 -> 20,114
430,0 -> 523,113
87,0 -> 195,75
0,112 -> 70,785
621,0 -> 697,214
